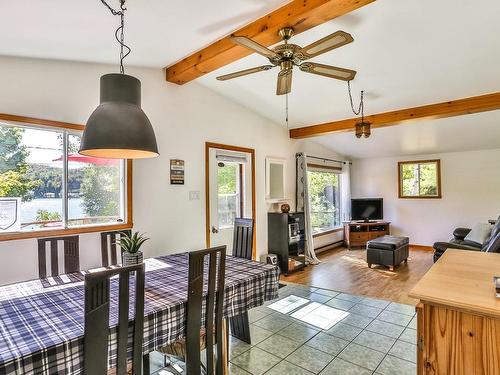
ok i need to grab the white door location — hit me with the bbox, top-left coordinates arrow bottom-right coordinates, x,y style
208,147 -> 253,253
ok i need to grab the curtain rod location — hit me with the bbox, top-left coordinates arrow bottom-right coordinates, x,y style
307,155 -> 352,165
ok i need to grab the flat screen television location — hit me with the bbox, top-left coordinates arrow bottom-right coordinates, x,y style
351,198 -> 383,222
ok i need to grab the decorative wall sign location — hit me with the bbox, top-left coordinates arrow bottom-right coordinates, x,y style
170,159 -> 185,185
0,198 -> 21,232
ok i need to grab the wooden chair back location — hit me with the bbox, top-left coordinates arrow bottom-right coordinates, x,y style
232,218 -> 254,259
101,230 -> 132,267
83,263 -> 145,375
229,219 -> 254,344
186,246 -> 226,375
37,235 -> 80,278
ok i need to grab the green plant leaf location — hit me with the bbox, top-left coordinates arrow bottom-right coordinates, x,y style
117,231 -> 149,253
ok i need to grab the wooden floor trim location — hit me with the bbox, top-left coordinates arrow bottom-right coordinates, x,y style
410,244 -> 434,251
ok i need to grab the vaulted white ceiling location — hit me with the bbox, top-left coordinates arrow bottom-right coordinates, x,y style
1,0 -> 500,158
0,0 -> 288,67
199,0 -> 500,128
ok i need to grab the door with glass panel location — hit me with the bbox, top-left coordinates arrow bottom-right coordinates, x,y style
207,144 -> 254,253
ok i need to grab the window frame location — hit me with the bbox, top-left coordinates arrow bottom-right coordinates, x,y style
398,159 -> 441,199
216,160 -> 244,230
0,113 -> 133,241
306,163 -> 343,236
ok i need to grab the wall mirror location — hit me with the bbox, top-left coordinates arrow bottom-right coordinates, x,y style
265,157 -> 286,202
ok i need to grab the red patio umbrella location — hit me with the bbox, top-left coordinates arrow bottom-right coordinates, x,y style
53,153 -> 119,166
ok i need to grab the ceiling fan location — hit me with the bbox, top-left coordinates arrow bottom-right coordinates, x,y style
216,27 -> 357,95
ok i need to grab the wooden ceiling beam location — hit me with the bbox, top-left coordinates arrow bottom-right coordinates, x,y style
289,92 -> 500,139
164,0 -> 375,85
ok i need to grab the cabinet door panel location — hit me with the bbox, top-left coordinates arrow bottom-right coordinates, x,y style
422,304 -> 500,374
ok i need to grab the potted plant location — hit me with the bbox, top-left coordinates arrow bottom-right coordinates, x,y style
118,231 -> 149,266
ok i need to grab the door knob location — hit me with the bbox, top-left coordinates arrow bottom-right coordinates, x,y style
211,226 -> 219,234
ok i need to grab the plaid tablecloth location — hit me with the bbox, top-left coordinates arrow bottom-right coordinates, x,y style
0,253 -> 279,375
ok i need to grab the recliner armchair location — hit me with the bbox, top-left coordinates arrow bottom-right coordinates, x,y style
433,216 -> 500,262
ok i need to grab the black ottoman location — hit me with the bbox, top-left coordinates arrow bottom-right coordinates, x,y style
367,235 -> 409,271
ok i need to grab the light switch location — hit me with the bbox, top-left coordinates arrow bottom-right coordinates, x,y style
189,191 -> 200,200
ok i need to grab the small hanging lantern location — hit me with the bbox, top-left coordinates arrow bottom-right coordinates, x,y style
347,80 -> 371,139
355,121 -> 371,138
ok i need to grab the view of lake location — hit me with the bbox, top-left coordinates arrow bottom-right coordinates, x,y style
21,198 -> 86,222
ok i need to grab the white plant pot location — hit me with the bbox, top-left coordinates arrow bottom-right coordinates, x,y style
122,251 -> 143,266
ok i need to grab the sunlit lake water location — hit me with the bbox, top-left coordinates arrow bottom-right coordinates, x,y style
21,198 -> 85,222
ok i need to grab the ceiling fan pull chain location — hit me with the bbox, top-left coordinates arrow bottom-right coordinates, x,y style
347,80 -> 364,116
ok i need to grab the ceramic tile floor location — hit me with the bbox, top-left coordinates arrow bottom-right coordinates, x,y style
229,282 -> 417,375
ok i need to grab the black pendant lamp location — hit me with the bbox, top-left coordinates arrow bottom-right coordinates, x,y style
79,0 -> 159,159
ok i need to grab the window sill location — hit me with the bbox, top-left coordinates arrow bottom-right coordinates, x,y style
0,222 -> 133,242
312,227 -> 343,238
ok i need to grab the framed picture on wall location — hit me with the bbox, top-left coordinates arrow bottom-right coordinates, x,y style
170,159 -> 185,185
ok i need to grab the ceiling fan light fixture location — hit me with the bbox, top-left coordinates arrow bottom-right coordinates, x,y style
217,27 -> 357,96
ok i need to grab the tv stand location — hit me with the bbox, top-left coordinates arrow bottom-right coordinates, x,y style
343,221 -> 391,249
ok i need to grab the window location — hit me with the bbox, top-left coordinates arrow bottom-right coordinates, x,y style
0,118 -> 130,238
307,167 -> 341,234
398,159 -> 441,198
217,161 -> 243,229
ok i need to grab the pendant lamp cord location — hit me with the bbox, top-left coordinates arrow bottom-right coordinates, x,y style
100,0 -> 131,74
347,80 -> 365,122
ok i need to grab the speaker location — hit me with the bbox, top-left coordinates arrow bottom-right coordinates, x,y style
260,253 -> 278,265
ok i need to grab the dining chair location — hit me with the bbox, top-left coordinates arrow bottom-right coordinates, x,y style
37,235 -> 80,278
101,230 -> 132,267
229,218 -> 254,344
232,218 -> 254,259
157,246 -> 227,375
83,263 -> 145,375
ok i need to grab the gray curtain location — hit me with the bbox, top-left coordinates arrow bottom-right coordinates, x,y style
341,162 -> 352,222
296,153 -> 320,264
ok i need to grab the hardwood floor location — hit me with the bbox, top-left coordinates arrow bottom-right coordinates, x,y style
281,246 -> 434,305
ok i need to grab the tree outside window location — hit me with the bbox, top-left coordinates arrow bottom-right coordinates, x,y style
307,169 -> 341,234
217,162 -> 241,229
399,159 -> 441,198
0,122 -> 125,232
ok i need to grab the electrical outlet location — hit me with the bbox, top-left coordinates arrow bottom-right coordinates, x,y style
189,191 -> 200,200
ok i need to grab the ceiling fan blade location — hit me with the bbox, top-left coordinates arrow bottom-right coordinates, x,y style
216,65 -> 274,81
299,62 -> 356,81
299,31 -> 354,58
230,36 -> 279,59
276,69 -> 292,95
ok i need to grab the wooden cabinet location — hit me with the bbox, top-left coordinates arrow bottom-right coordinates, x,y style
343,221 -> 390,248
410,250 -> 500,375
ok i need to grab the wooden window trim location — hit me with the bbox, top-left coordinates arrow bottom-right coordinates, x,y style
398,159 -> 441,199
0,114 -> 133,242
205,142 -> 256,259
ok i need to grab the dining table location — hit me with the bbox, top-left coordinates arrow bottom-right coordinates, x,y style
0,253 -> 279,375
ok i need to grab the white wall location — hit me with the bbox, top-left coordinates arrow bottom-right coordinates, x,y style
0,55 -> 341,285
351,148 -> 500,246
